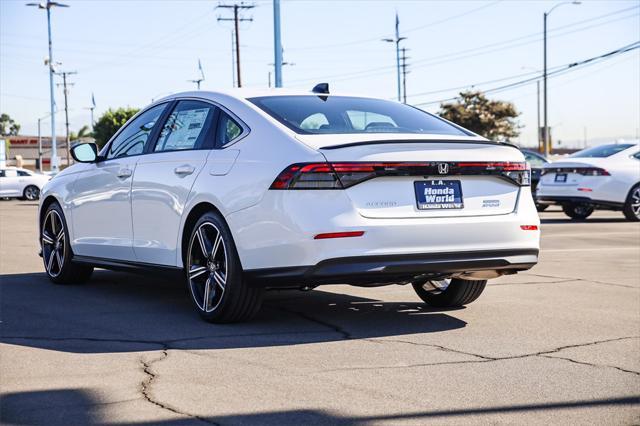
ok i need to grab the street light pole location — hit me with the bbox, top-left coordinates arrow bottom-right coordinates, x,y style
273,0 -> 283,87
26,0 -> 69,173
543,1 -> 580,158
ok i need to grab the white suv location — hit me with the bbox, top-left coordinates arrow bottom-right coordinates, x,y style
39,88 -> 540,323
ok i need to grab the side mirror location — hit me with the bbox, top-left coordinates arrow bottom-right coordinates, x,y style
71,142 -> 98,163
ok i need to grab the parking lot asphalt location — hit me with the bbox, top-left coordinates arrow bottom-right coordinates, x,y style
1,199 -> 638,425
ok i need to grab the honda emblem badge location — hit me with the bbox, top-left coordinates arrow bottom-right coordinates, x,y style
438,163 -> 449,174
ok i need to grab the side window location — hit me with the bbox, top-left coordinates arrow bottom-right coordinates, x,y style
154,100 -> 216,152
633,152 -> 640,160
17,170 -> 31,177
106,103 -> 166,159
524,152 -> 545,167
0,170 -> 5,177
217,111 -> 243,146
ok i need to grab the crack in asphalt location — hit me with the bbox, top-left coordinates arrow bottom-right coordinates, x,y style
489,279 -> 576,286
140,348 -> 220,425
317,336 -> 640,376
522,273 -> 638,289
273,306 -> 353,340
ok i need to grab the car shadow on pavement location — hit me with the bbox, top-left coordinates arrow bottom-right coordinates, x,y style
2,388 -> 638,426
0,270 -> 466,354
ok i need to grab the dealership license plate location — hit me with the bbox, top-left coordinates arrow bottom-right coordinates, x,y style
555,173 -> 567,183
414,180 -> 463,210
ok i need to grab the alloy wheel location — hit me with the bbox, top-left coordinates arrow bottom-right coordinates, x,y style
632,187 -> 640,218
187,222 -> 228,313
42,210 -> 65,277
25,186 -> 39,201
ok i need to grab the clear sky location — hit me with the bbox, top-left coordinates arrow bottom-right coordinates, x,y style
1,0 -> 639,148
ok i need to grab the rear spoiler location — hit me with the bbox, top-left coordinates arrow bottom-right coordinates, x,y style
319,139 -> 519,150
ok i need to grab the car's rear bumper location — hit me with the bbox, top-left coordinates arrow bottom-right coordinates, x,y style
536,196 -> 623,210
244,248 -> 539,288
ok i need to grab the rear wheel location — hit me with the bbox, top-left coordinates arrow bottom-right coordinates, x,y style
23,185 -> 40,201
562,203 -> 594,220
41,202 -> 93,284
623,184 -> 640,221
412,278 -> 487,308
186,211 -> 263,323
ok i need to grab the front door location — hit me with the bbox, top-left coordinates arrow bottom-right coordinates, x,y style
131,100 -> 217,265
70,103 -> 168,261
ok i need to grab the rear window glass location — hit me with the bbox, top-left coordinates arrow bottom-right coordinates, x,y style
249,96 -> 469,136
571,144 -> 634,158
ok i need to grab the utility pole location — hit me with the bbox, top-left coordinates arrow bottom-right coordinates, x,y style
218,2 -> 254,88
400,47 -> 410,104
382,12 -> 406,102
56,70 -> 76,168
536,80 -> 541,153
188,59 -> 205,90
273,0 -> 283,87
543,1 -> 581,157
26,0 -> 69,173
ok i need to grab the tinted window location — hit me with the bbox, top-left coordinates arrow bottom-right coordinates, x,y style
571,144 -> 634,158
633,152 -> 640,160
217,112 -> 243,146
17,170 -> 31,176
0,170 -> 5,177
106,103 -> 166,159
249,96 -> 468,136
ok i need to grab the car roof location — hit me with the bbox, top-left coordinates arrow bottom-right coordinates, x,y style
156,88 -> 392,103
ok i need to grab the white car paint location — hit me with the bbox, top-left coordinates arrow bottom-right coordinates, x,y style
39,89 -> 540,276
537,143 -> 640,213
0,167 -> 50,199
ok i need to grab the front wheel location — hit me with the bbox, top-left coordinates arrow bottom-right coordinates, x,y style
186,211 -> 263,323
623,184 -> 640,222
23,185 -> 40,201
41,202 -> 93,284
562,203 -> 594,220
412,278 -> 487,308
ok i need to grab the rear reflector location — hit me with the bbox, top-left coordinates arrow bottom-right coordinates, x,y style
520,225 -> 539,231
577,187 -> 593,192
314,231 -> 365,240
543,167 -> 610,176
271,161 -> 531,189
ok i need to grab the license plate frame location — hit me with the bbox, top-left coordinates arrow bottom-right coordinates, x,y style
555,173 -> 568,183
414,180 -> 464,210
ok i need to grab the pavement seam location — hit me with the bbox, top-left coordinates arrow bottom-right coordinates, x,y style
522,273 -> 637,289
538,354 -> 640,376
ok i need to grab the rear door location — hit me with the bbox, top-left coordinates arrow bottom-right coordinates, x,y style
131,99 -> 218,265
320,141 -> 525,219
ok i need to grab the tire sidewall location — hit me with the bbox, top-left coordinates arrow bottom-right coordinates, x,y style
623,183 -> 640,221
42,202 -> 74,283
24,185 -> 40,201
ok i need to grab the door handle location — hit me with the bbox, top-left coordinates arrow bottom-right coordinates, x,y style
117,168 -> 132,179
174,165 -> 195,176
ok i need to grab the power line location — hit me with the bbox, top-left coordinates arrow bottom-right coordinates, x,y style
286,6 -> 638,86
412,41 -> 640,107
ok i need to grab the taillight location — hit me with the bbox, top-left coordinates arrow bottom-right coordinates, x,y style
270,161 -> 531,190
543,167 -> 610,176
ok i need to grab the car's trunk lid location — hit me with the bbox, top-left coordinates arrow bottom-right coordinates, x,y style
318,140 -> 524,219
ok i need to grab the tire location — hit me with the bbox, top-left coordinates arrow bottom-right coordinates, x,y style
623,183 -> 640,222
41,202 -> 93,284
562,202 -> 594,220
536,203 -> 548,212
185,211 -> 263,323
23,185 -> 40,201
412,278 -> 487,308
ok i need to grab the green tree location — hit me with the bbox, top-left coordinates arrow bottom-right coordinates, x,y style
93,107 -> 139,147
0,113 -> 21,136
439,91 -> 520,141
69,125 -> 92,141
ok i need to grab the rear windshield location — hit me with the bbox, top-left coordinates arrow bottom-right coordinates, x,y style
571,144 -> 634,158
249,95 -> 470,136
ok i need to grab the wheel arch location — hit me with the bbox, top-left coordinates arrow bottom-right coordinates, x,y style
180,201 -> 230,269
39,195 -> 61,234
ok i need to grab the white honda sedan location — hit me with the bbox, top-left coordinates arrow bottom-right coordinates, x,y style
537,143 -> 640,221
0,167 -> 51,200
38,88 -> 540,323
